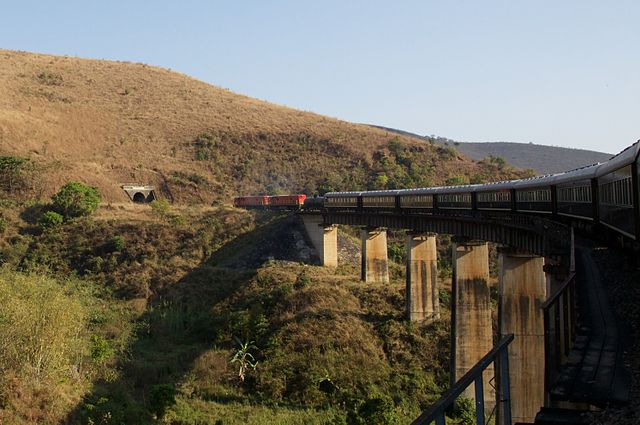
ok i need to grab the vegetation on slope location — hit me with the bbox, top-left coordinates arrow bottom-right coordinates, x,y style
0,50 -> 529,203
0,50 -> 523,424
372,125 -> 613,175
0,192 -> 471,424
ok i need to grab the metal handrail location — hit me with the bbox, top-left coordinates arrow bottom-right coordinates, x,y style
541,272 -> 576,310
411,334 -> 515,425
542,272 -> 577,393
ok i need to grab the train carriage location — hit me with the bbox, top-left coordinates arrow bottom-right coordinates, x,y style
361,190 -> 400,212
553,164 -> 599,221
398,187 -> 436,213
475,181 -> 515,211
324,191 -> 362,211
434,185 -> 473,210
595,143 -> 640,239
514,176 -> 555,214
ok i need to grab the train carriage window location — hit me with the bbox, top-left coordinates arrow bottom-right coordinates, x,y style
558,185 -> 592,203
477,191 -> 511,203
328,196 -> 357,206
439,193 -> 471,204
400,194 -> 433,207
516,189 -> 551,202
599,176 -> 632,207
363,195 -> 394,207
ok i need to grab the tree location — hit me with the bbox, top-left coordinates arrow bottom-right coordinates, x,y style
51,181 -> 101,219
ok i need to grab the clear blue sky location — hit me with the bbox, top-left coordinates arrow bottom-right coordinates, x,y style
2,1 -> 639,154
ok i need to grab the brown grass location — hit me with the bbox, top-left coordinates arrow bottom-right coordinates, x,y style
0,49 -> 524,203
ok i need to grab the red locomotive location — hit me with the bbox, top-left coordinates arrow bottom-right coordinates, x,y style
233,194 -> 306,210
233,195 -> 269,208
269,194 -> 307,208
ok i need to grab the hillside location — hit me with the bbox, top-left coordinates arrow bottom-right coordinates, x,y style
372,126 -> 613,175
0,202 -> 457,424
0,50 -> 528,203
446,142 -> 612,175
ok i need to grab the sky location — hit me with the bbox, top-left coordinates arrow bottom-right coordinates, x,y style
2,1 -> 639,154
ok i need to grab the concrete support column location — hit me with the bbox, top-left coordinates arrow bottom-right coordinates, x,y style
499,248 -> 546,424
451,240 -> 494,406
301,215 -> 338,267
406,233 -> 439,322
361,228 -> 389,283
319,225 -> 338,267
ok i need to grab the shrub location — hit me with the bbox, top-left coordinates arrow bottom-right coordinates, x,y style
106,236 -> 125,252
51,181 -> 100,219
150,199 -> 171,218
0,217 -> 6,234
294,270 -> 311,289
36,71 -> 63,86
452,397 -> 476,425
0,156 -> 37,197
149,384 -> 176,419
0,270 -> 87,379
38,210 -> 64,229
150,199 -> 185,225
90,334 -> 115,365
348,395 -> 400,425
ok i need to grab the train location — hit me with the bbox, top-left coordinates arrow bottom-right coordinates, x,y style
233,194 -> 307,209
235,141 -> 640,241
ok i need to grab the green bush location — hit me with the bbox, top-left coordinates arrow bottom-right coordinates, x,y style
149,384 -> 176,419
348,395 -> 400,425
294,270 -> 311,289
150,199 -> 170,218
150,199 -> 185,225
106,236 -> 125,252
90,334 -> 114,365
39,210 -> 64,229
52,181 -> 101,218
452,397 -> 476,425
0,156 -> 37,197
0,270 -> 87,379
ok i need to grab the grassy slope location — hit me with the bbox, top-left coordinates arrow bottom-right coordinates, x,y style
0,50 -> 528,203
0,50 -> 519,424
0,204 -> 456,424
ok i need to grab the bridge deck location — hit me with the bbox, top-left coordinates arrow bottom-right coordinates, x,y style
549,247 -> 630,407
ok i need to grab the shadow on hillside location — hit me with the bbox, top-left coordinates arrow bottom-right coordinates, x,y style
64,214 -> 319,424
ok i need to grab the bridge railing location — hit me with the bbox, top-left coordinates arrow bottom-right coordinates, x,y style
542,272 -> 577,393
411,334 -> 515,425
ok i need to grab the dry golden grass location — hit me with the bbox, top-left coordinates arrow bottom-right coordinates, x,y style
0,49 -> 517,203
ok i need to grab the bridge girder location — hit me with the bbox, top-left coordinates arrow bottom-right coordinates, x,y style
319,211 -> 570,257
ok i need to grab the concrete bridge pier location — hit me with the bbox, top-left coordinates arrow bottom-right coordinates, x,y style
301,215 -> 338,267
361,227 -> 389,283
498,248 -> 546,424
406,232 -> 439,322
451,240 -> 494,407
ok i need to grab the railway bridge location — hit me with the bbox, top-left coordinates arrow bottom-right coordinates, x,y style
235,141 -> 638,423
300,204 -> 628,424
